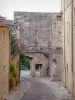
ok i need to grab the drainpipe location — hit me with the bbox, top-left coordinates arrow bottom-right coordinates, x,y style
9,31 -> 11,92
64,0 -> 66,86
71,0 -> 74,96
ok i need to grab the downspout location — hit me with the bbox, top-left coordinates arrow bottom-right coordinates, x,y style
64,0 -> 66,86
71,0 -> 74,96
9,30 -> 11,92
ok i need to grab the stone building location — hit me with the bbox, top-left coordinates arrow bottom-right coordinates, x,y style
0,16 -> 10,100
14,12 -> 63,77
51,13 -> 63,81
62,0 -> 75,97
52,13 -> 62,49
14,12 -> 53,53
24,52 -> 48,77
14,12 -> 53,76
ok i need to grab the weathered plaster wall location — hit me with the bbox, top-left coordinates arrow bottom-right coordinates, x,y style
62,0 -> 73,95
0,27 -> 10,100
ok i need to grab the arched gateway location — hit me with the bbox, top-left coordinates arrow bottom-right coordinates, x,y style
23,52 -> 49,77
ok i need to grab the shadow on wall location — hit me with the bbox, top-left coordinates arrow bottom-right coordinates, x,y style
51,58 -> 61,81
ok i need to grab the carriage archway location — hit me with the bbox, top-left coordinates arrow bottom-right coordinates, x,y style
21,52 -> 48,77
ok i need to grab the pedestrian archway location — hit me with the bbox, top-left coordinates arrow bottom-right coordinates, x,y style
20,53 -> 31,77
35,64 -> 42,77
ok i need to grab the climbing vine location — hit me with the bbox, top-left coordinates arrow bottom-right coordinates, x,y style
20,53 -> 30,70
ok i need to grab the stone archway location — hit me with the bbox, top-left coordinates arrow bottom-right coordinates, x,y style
24,52 -> 48,77
35,64 -> 42,77
30,60 -> 43,77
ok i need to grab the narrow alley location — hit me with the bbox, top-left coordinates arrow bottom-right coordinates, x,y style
6,71 -> 73,100
1,0 -> 75,100
21,77 -> 53,100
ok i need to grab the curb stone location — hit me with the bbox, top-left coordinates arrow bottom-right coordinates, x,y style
5,82 -> 31,100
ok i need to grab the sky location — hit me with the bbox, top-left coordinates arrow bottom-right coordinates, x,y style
0,0 -> 61,19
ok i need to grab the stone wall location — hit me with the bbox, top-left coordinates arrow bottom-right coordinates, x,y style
51,49 -> 63,81
52,13 -> 62,49
51,13 -> 63,81
14,12 -> 62,48
14,12 -> 52,50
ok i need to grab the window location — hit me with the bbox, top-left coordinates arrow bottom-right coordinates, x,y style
45,15 -> 47,19
24,15 -> 27,18
3,30 -> 6,46
69,22 -> 70,44
53,58 -> 57,64
67,21 -> 70,44
57,15 -> 61,21
67,21 -> 68,43
58,31 -> 61,33
16,16 -> 20,19
67,63 -> 68,71
74,7 -> 75,26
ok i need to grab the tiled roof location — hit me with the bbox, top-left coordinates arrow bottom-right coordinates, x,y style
0,15 -> 9,26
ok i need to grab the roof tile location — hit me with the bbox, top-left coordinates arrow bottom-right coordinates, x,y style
0,15 -> 9,26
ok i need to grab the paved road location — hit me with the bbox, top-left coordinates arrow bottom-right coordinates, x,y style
20,77 -> 54,100
20,70 -> 41,78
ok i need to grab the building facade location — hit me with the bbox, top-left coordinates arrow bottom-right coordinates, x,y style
14,12 -> 63,78
14,12 -> 52,50
52,13 -> 62,49
0,16 -> 10,100
62,0 -> 75,97
14,12 -> 62,51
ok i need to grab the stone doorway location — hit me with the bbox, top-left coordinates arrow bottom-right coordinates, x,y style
35,64 -> 42,77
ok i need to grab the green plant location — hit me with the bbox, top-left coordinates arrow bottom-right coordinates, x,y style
9,63 -> 18,90
10,63 -> 17,78
9,74 -> 14,88
13,69 -> 17,77
20,53 -> 30,70
10,63 -> 14,73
